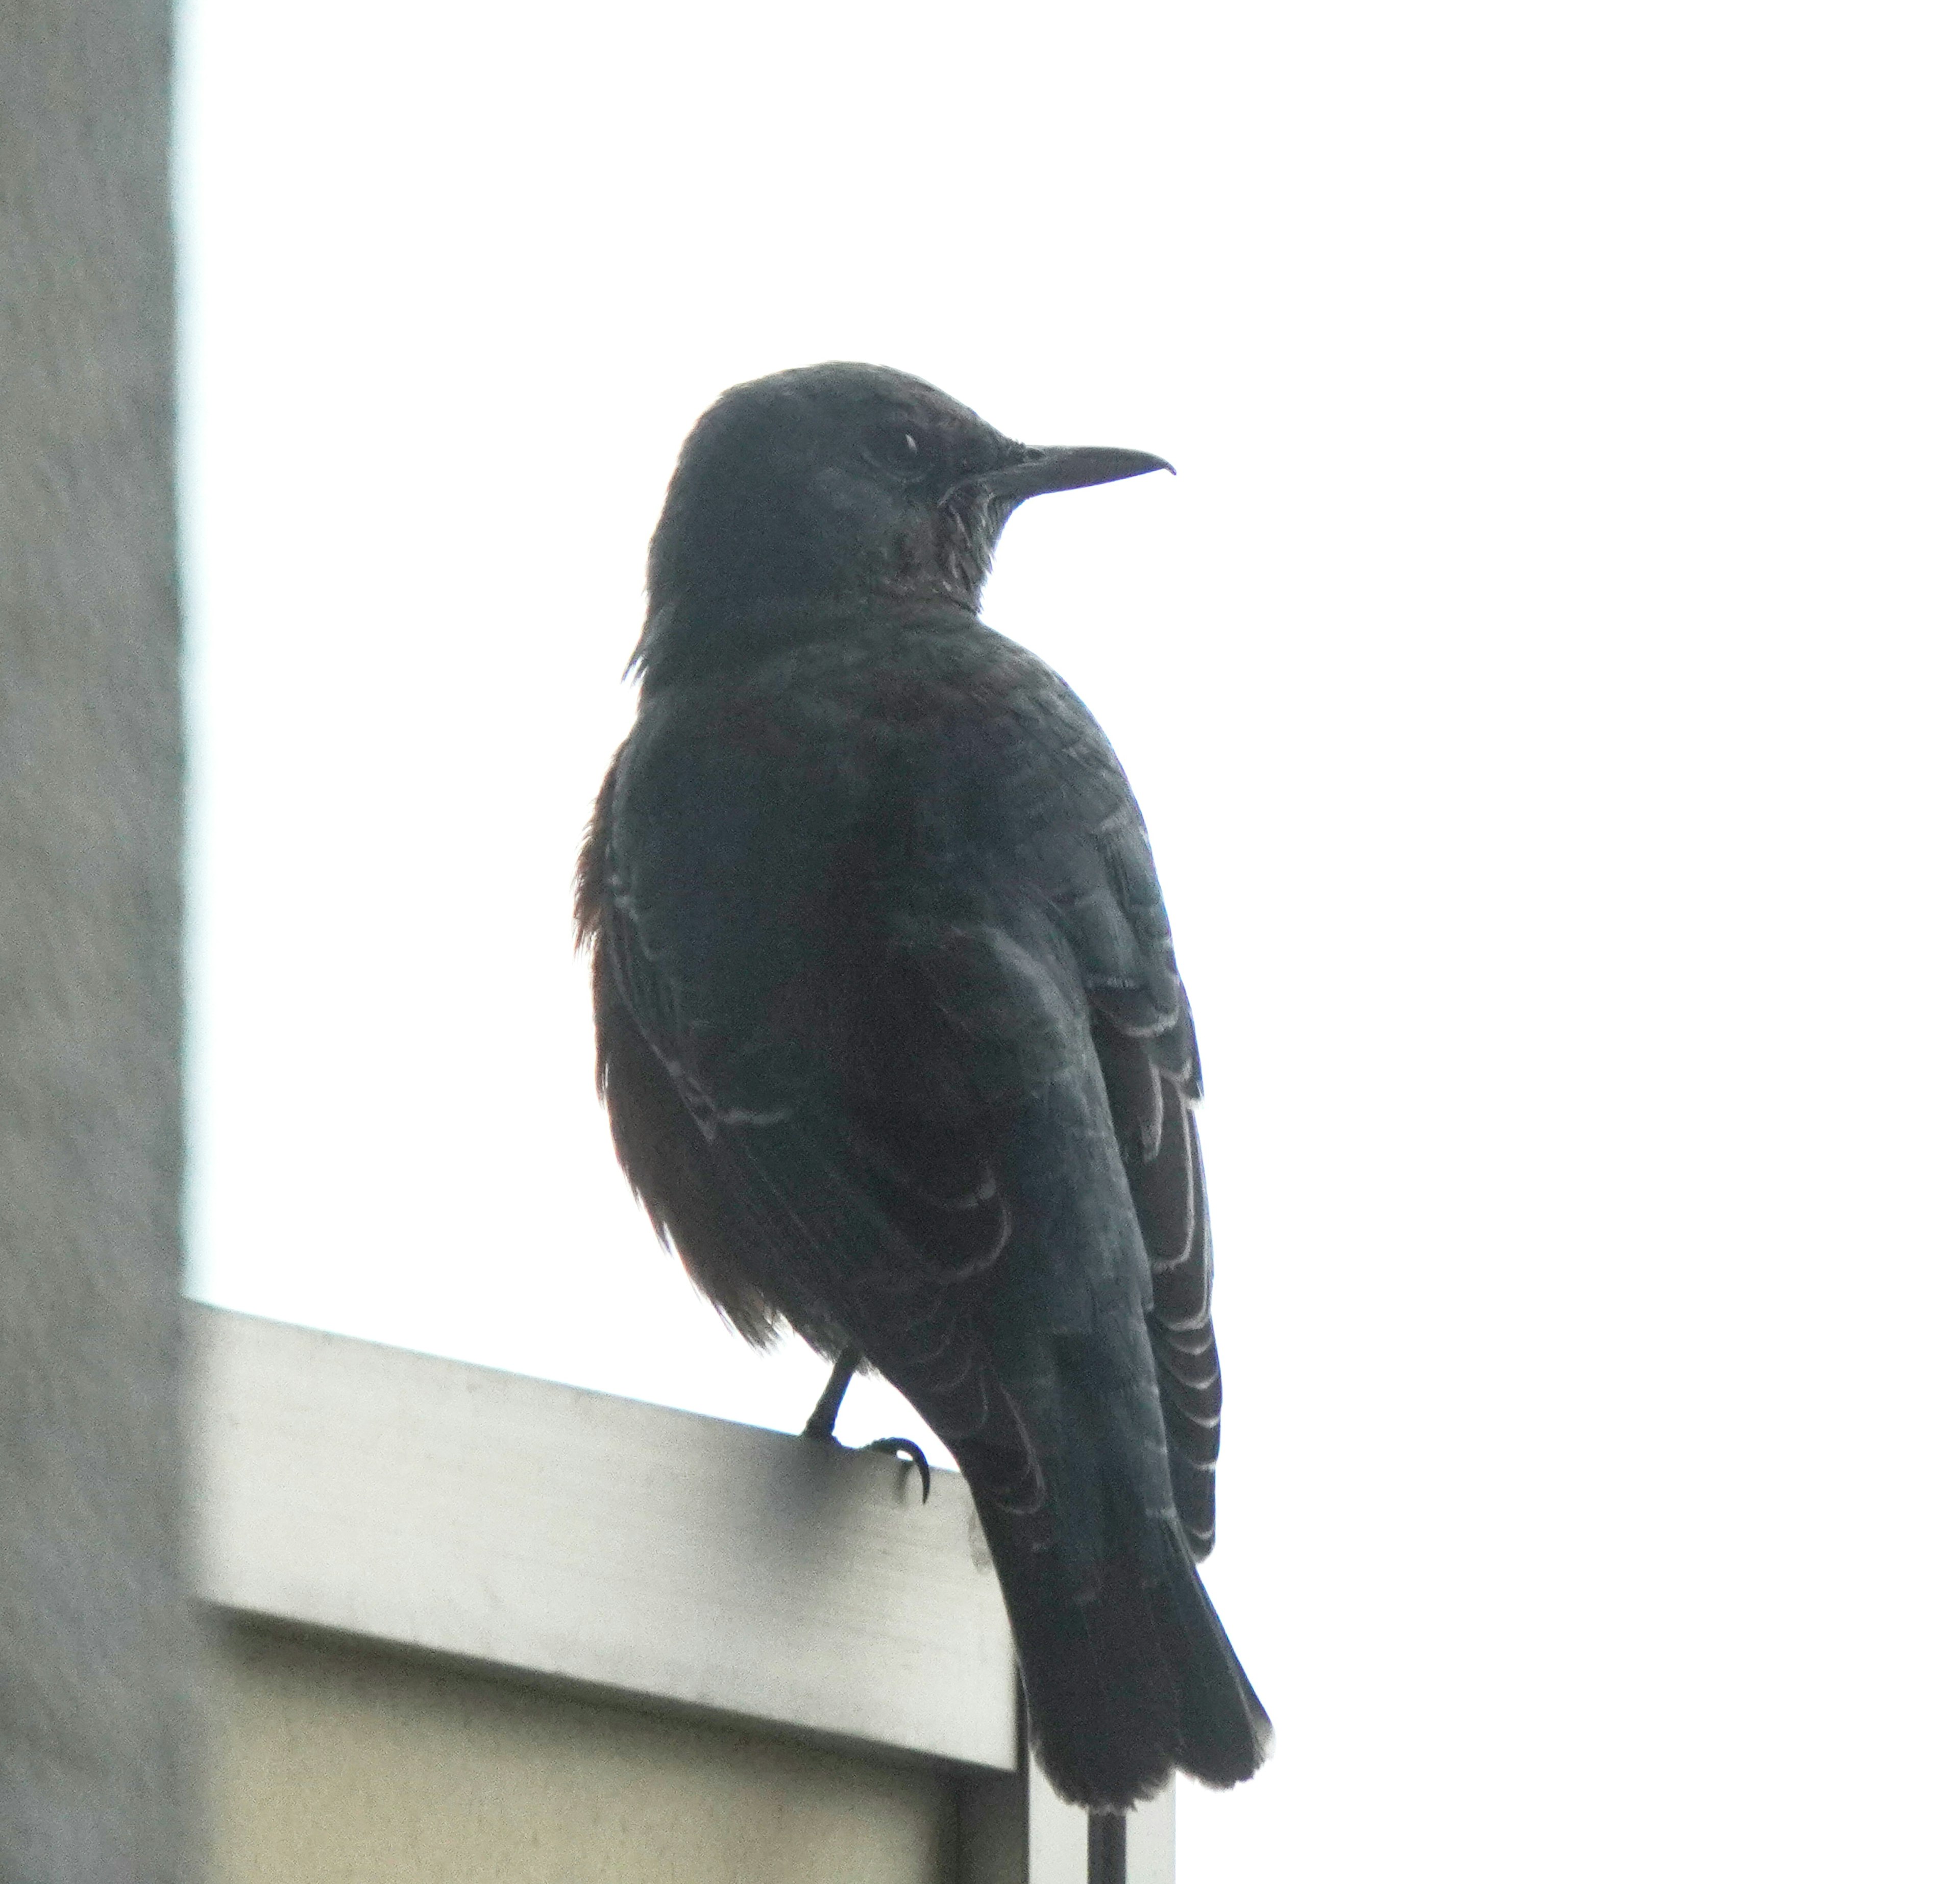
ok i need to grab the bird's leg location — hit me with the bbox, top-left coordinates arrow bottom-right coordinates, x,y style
802,1347 -> 861,1441
801,1346 -> 932,1503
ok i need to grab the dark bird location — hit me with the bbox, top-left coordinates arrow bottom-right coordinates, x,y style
577,362 -> 1270,1810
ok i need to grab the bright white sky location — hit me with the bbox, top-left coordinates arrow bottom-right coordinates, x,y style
181,3 -> 1958,1876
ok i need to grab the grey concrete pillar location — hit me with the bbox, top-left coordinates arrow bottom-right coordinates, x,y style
1,0 -> 192,1876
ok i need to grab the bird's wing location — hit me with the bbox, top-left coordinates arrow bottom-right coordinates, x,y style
585,625 -> 1066,1515
586,617 -> 1220,1552
1077,815 -> 1222,1559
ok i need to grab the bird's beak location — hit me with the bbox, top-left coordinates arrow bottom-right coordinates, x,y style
959,444 -> 1175,505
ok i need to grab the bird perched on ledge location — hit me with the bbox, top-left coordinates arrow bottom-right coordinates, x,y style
577,362 -> 1269,1809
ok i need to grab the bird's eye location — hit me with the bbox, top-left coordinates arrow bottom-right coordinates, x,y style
863,424 -> 928,479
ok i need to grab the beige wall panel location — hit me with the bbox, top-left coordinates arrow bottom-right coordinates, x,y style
211,1626 -> 957,1884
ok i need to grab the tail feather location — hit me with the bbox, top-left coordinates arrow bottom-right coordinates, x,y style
1160,1538 -> 1272,1788
977,1504 -> 1271,1810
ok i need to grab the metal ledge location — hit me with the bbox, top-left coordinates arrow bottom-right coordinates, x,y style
189,1305 -> 1173,1881
190,1305 -> 1018,1770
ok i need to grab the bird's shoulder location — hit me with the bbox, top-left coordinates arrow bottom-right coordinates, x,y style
614,602 -> 1129,849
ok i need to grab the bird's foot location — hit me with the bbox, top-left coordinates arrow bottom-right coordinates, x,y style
803,1425 -> 933,1504
800,1348 -> 930,1502
862,1435 -> 932,1504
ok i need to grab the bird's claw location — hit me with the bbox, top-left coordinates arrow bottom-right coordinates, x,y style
864,1435 -> 932,1503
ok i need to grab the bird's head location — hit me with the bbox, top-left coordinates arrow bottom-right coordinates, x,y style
641,363 -> 1170,642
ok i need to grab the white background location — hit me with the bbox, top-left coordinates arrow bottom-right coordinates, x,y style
181,4 -> 1958,1876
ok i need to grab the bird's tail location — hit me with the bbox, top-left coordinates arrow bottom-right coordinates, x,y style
977,1504 -> 1272,1811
